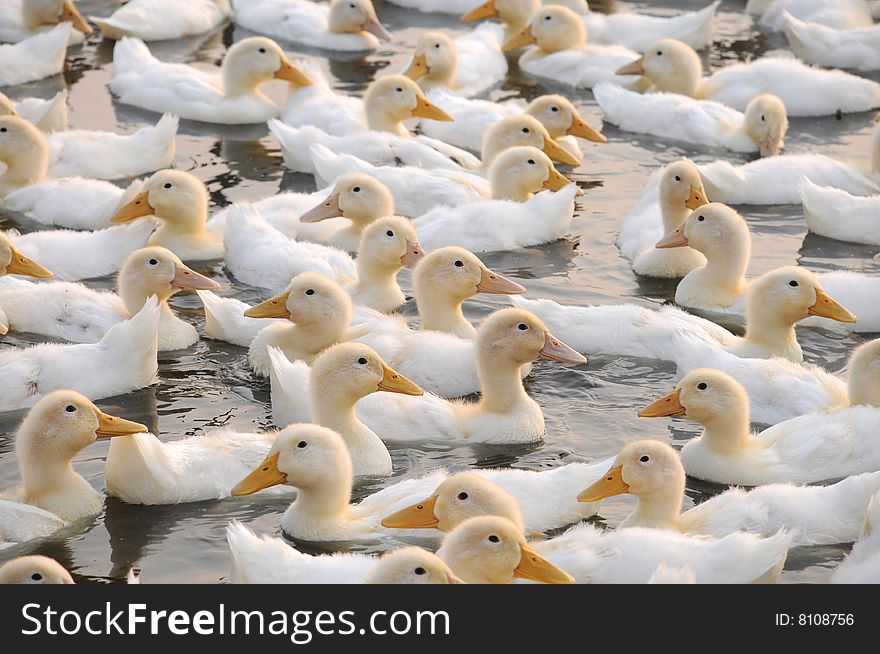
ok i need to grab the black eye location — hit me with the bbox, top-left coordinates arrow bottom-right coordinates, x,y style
517,323 -> 528,330
488,535 -> 500,543
350,2 -> 355,6
434,43 -> 440,48
396,87 -> 403,92
697,215 -> 704,222
414,567 -> 426,575
65,405 -> 76,413
259,47 -> 266,53
386,230 -> 394,237
305,289 -> 315,295
674,175 -> 681,182
31,573 -> 42,581
148,258 -> 158,265
639,455 -> 650,463
697,382 -> 708,390
457,492 -> 468,500
550,106 -> 558,112
352,186 -> 361,192
0,127 -> 7,133
527,159 -> 535,165
358,357 -> 367,365
163,183 -> 172,189
789,280 -> 799,287
760,115 -> 765,122
657,50 -> 662,56
297,441 -> 307,448
454,260 -> 463,267
544,15 -> 551,20
522,127 -> 529,133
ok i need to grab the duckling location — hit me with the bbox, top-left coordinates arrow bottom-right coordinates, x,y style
0,230 -> 53,334
596,84 -> 788,157
783,11 -> 880,72
503,6 -> 642,90
0,22 -> 69,86
112,169 -> 221,261
109,36 -> 313,124
641,347 -> 880,485
403,25 -> 507,98
618,159 -> 708,279
94,0 -> 230,41
363,75 -> 455,137
0,0 -> 90,44
579,440 -> 880,546
0,391 -> 147,526
0,89 -> 67,132
364,548 -> 463,584
480,114 -> 580,168
0,297 -> 160,413
617,37 -> 880,116
232,0 -> 389,52
413,146 -> 578,252
0,556 -> 73,584
832,489 -> 880,583
0,246 -> 218,350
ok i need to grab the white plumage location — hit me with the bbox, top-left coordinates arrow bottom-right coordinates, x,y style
581,0 -> 719,51
93,0 -> 230,41
799,176 -> 880,247
0,22 -> 68,86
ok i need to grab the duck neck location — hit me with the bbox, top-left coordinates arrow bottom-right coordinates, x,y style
290,477 -> 352,524
697,246 -> 749,300
698,408 -> 751,455
0,146 -> 48,194
355,255 -> 402,300
490,174 -> 533,201
476,349 -> 530,412
310,388 -> 370,450
628,486 -> 684,531
277,318 -> 348,361
849,373 -> 880,408
365,106 -> 410,138
19,451 -> 84,508
659,201 -> 690,233
415,285 -> 472,337
743,309 -> 799,359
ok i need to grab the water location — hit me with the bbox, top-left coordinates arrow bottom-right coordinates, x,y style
1,0 -> 877,584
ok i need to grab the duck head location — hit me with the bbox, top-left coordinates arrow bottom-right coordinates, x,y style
327,0 -> 390,40
525,94 -> 605,143
503,5 -> 585,53
112,169 -> 208,233
358,214 -> 424,271
245,271 -> 352,334
744,94 -> 788,157
848,338 -> 880,408
462,0 -> 539,37
366,548 -> 464,584
618,39 -> 703,98
488,145 -> 576,201
311,342 -> 424,403
481,114 -> 580,167
0,232 -> 53,280
477,307 -> 586,366
363,75 -> 453,135
658,160 -> 707,215
300,173 -> 395,226
23,0 -> 92,34
221,37 -> 311,95
404,32 -> 458,88
656,202 -> 748,261
0,115 -> 49,193
0,556 -> 74,585
118,246 -> 219,315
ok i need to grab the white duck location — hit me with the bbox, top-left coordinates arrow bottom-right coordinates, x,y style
579,440 -> 880,547
641,347 -> 880,485
0,89 -> 67,132
617,37 -> 880,117
226,515 -> 573,584
111,169 -> 222,261
617,159 -> 708,279
0,556 -> 73,584
463,0 -> 720,51
0,0 -> 90,44
0,231 -> 53,335
0,115 -> 144,230
783,12 -> 880,72
280,59 -> 367,136
109,35 -> 312,124
596,84 -> 788,157
503,6 -> 642,90
270,307 -> 587,446
747,0 -> 874,32
832,490 -> 880,584
402,25 -> 507,99
413,147 -> 578,252
0,22 -> 68,86
0,297 -> 160,412
363,548 -> 463,584
232,0 -> 389,52
0,246 -> 219,350
0,390 -> 147,544
93,0 -> 231,41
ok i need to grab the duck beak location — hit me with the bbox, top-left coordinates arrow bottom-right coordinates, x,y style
538,330 -> 587,364
363,15 -> 391,41
95,411 -> 148,439
5,248 -> 53,278
514,545 -> 574,584
577,464 -> 629,502
462,0 -> 497,22
542,137 -> 581,167
638,388 -> 686,418
378,364 -> 424,396
685,184 -> 708,210
62,0 -> 93,34
232,452 -> 286,496
380,494 -> 440,528
759,137 -> 779,158
400,239 -> 425,267
412,94 -> 454,121
503,25 -> 536,52
275,58 -> 313,86
111,191 -> 154,223
655,228 -> 688,249
542,166 -> 573,191
300,192 -> 342,222
567,115 -> 606,143
808,289 -> 857,323
404,53 -> 429,80
476,266 -> 526,294
171,263 -> 219,291
244,292 -> 291,319
616,56 -> 645,76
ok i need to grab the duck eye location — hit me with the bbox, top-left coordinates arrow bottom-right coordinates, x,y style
357,357 -> 367,365
352,186 -> 361,192
697,382 -> 708,390
0,127 -> 7,133
657,50 -> 662,56
65,405 -> 76,413
550,106 -> 558,112
386,230 -> 394,237
789,280 -> 799,287
148,258 -> 158,265
163,183 -> 172,189
697,216 -> 704,222
517,323 -> 528,330
527,159 -> 535,165
760,115 -> 766,122
639,455 -> 650,463
350,2 -> 355,6
453,260 -> 463,267
305,289 -> 315,295
395,87 -> 403,92
544,15 -> 551,20
488,535 -> 500,543
297,441 -> 307,448
31,573 -> 42,581
673,175 -> 681,182
457,492 -> 468,500
414,567 -> 426,575
435,43 -> 440,48
522,127 -> 529,133
259,47 -> 266,54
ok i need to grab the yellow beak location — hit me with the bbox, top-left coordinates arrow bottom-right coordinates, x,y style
685,184 -> 708,210
274,58 -> 313,86
171,263 -> 220,291
616,56 -> 645,76
638,388 -> 686,418
95,411 -> 148,439
5,248 -> 53,278
514,544 -> 575,584
244,292 -> 291,319
502,25 -> 536,52
542,166 -> 573,191
231,452 -> 286,496
404,53 -> 429,81
808,289 -> 857,323
577,464 -> 630,502
567,115 -> 606,143
62,0 -> 93,34
461,0 -> 498,22
412,94 -> 454,122
476,266 -> 526,294
111,191 -> 154,223
300,192 -> 342,223
380,494 -> 440,529
378,364 -> 424,396
542,137 -> 581,167
655,228 -> 688,249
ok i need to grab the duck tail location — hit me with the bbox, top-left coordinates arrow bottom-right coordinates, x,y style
268,119 -> 320,173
